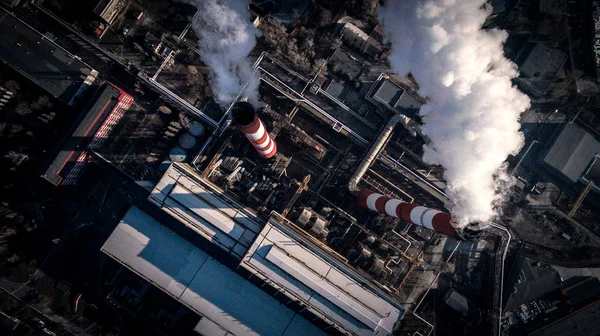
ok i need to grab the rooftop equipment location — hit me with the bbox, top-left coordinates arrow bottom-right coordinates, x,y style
232,102 -> 277,159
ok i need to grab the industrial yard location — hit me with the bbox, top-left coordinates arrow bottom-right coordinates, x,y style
1,0 -> 600,336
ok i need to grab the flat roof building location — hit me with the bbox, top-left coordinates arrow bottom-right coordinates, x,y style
42,82 -> 133,185
0,8 -> 97,106
240,213 -> 403,336
542,123 -> 600,183
368,78 -> 423,117
516,42 -> 568,95
101,206 -> 325,336
106,162 -> 406,335
148,163 -> 264,260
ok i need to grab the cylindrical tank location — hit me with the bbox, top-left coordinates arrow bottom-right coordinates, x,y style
189,121 -> 206,137
169,147 -> 187,162
357,189 -> 462,239
231,102 -> 277,159
178,132 -> 197,149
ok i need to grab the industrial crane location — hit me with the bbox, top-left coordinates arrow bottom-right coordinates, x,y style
568,180 -> 595,218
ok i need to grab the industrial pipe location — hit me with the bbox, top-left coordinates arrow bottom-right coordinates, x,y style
232,102 -> 277,159
346,113 -> 481,240
348,113 -> 405,194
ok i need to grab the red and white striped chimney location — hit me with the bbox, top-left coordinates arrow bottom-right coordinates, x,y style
232,102 -> 277,159
357,189 -> 459,238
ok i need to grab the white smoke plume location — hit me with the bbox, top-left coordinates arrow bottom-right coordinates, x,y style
379,0 -> 530,226
183,0 -> 259,106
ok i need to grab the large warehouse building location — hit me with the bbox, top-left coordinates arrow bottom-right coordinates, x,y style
101,163 -> 404,335
102,206 -> 324,336
542,123 -> 600,185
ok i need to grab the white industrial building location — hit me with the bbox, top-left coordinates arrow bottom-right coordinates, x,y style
101,207 -> 324,336
241,214 -> 403,336
101,163 -> 405,335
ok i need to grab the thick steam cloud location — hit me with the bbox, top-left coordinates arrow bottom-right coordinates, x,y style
184,0 -> 259,106
379,0 -> 530,225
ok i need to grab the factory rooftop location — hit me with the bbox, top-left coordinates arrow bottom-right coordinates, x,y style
240,214 -> 403,336
101,206 -> 325,336
0,8 -> 97,106
98,50 -> 477,335
542,123 -> 600,183
144,162 -> 406,335
42,82 -> 133,185
148,163 -> 264,260
368,77 -> 423,117
516,41 -> 567,95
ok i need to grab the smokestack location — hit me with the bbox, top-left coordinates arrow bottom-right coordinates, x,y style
357,189 -> 462,239
378,0 -> 530,225
232,102 -> 277,159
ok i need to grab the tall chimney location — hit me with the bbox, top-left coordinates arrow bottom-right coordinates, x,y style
357,189 -> 460,239
232,102 -> 277,159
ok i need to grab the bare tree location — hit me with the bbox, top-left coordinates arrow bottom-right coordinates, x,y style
5,151 -> 29,166
4,80 -> 20,93
14,102 -> 32,116
30,96 -> 52,111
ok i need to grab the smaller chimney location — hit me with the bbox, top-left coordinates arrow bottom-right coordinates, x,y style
232,102 -> 277,159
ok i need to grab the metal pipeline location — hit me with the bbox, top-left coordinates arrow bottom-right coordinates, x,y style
348,113 -> 405,194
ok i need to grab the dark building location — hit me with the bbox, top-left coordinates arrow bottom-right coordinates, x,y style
0,8 -> 98,106
42,82 -> 133,186
368,77 -> 424,118
529,300 -> 600,336
443,289 -> 483,325
504,257 -> 562,311
561,277 -> 600,307
515,41 -> 567,96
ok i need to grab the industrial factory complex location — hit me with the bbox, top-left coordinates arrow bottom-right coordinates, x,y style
97,52 -> 463,335
2,1 -> 600,336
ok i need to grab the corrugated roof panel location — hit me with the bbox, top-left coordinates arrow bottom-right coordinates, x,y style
182,258 -> 299,336
245,234 -> 314,302
326,267 -> 394,317
282,315 -> 329,336
170,185 -> 244,241
101,207 -> 209,298
180,175 -> 262,233
266,227 -> 330,277
151,174 -> 178,203
194,317 -> 228,336
102,206 -> 326,336
162,197 -> 237,250
241,220 -> 403,336
266,247 -> 380,330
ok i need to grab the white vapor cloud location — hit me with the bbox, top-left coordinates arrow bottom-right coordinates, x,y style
379,0 -> 530,225
184,0 -> 259,106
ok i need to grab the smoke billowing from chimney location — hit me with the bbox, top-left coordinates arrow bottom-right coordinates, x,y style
379,0 -> 530,226
184,0 -> 259,106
